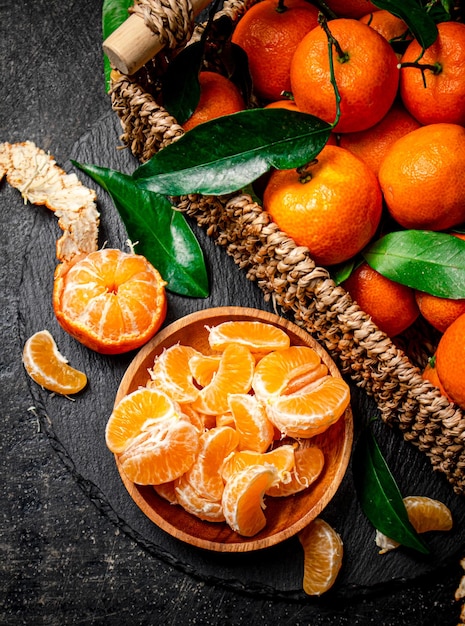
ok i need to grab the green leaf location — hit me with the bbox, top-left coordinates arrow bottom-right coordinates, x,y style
353,426 -> 430,554
363,230 -> 465,299
372,0 -> 438,49
102,0 -> 134,91
161,41 -> 204,125
72,161 -> 209,298
133,109 -> 332,196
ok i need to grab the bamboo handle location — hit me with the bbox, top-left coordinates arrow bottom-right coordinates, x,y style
103,0 -> 213,76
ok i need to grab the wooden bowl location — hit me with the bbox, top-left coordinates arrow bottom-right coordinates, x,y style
113,306 -> 353,552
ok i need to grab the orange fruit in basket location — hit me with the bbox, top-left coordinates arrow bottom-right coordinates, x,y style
263,145 -> 382,266
231,0 -> 319,102
436,312 -> 465,410
149,344 -> 201,403
222,464 -> 278,536
299,517 -> 343,596
323,0 -> 377,19
359,9 -> 411,43
22,329 -> 87,395
182,71 -> 245,132
400,21 -> 465,126
290,18 -> 399,133
422,356 -> 450,400
228,393 -> 275,453
252,345 -> 323,399
220,445 -> 296,484
208,320 -> 290,353
375,496 -> 453,553
191,343 -> 255,415
378,123 -> 465,231
415,290 -> 465,334
184,426 -> 240,501
342,262 -> 420,337
339,101 -> 421,176
265,376 -> 350,438
53,249 -> 167,355
267,445 -> 325,497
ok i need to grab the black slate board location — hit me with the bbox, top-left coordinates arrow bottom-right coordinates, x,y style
18,112 -> 465,602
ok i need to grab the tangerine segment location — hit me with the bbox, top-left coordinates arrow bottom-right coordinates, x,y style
267,445 -> 325,497
184,426 -> 240,502
118,416 -> 199,485
22,329 -> 87,395
175,475 -> 225,523
299,518 -> 344,596
266,376 -> 350,438
153,481 -> 178,505
375,496 -> 453,554
189,353 -> 221,387
228,393 -> 275,453
207,320 -> 290,353
220,445 -> 296,483
191,343 -> 255,415
252,346 -> 322,400
53,248 -> 167,355
106,387 -> 181,454
222,465 -> 278,537
149,344 -> 201,403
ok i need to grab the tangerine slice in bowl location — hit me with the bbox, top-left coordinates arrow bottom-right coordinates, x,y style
111,306 -> 353,552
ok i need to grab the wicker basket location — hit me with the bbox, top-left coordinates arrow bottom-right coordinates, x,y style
109,0 -> 465,495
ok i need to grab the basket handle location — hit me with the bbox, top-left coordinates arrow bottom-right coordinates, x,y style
103,0 -> 213,76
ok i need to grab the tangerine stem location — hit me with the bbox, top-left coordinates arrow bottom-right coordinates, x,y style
318,13 -> 342,129
318,13 -> 349,63
398,60 -> 442,89
276,0 -> 288,13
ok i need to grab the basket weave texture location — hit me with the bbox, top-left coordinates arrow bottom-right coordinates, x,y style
109,0 -> 465,495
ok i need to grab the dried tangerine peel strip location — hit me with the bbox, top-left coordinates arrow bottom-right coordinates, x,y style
299,518 -> 344,596
22,329 -> 87,395
375,495 -> 453,554
0,141 -> 99,263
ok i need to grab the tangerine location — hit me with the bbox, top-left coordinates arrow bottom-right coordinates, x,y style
338,101 -> 420,176
231,0 -> 319,102
290,18 -> 399,133
263,145 -> 382,266
299,517 -> 343,596
207,320 -> 290,354
436,312 -> 465,410
267,444 -> 325,497
378,123 -> 465,231
400,21 -> 465,126
342,261 -> 419,337
228,393 -> 275,453
323,0 -> 377,19
22,329 -> 87,395
149,344 -> 201,403
182,71 -> 245,132
415,290 -> 465,334
359,9 -> 411,43
53,248 -> 167,355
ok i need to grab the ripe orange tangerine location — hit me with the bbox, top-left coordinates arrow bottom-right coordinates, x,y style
231,0 -> 319,102
182,71 -> 245,131
263,145 -> 383,266
323,0 -> 377,19
53,248 -> 167,355
22,329 -> 87,395
290,18 -> 399,133
359,9 -> 411,43
436,312 -> 465,410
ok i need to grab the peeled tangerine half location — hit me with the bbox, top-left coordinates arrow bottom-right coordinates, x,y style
22,329 -> 87,395
265,376 -> 350,438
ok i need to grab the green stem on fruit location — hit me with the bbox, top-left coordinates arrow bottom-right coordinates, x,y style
318,13 -> 342,130
318,13 -> 349,63
276,0 -> 288,13
398,60 -> 442,89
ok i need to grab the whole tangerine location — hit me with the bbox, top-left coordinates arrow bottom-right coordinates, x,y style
400,21 -> 465,126
290,18 -> 399,133
342,261 -> 420,337
436,312 -> 465,410
263,145 -> 382,266
378,123 -> 465,231
231,0 -> 319,102
182,71 -> 245,131
359,9 -> 411,43
323,0 -> 377,19
339,100 -> 421,176
415,291 -> 465,334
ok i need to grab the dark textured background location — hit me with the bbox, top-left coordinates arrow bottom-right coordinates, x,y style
1,1 -> 464,624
